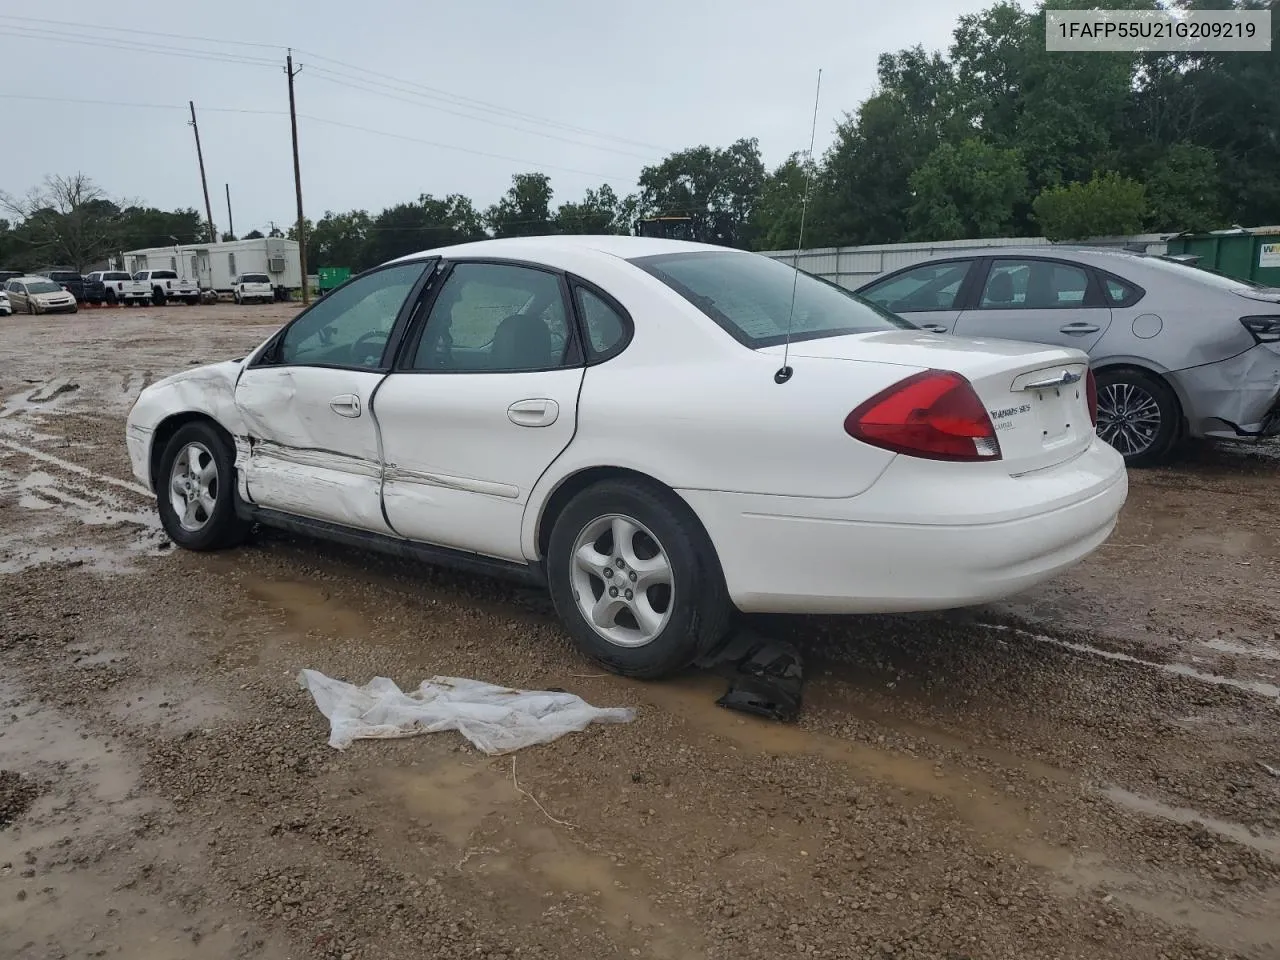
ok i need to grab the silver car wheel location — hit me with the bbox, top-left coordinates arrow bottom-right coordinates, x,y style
569,513 -> 674,648
1097,381 -> 1162,458
168,441 -> 219,532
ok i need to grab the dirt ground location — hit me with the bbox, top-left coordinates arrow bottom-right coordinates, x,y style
2,303 -> 1278,960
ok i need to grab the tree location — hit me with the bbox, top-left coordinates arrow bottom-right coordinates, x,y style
751,154 -> 817,252
243,229 -> 265,240
0,174 -> 122,270
487,173 -> 553,238
221,232 -> 237,242
1032,172 -> 1147,240
636,138 -> 765,248
1144,143 -> 1222,232
309,210 -> 373,269
553,184 -> 621,235
907,139 -> 1027,240
362,194 -> 486,266
115,206 -> 206,250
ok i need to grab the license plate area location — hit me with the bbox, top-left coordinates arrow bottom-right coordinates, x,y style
1032,384 -> 1080,447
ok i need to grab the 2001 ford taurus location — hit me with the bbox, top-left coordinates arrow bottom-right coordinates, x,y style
125,236 -> 1127,678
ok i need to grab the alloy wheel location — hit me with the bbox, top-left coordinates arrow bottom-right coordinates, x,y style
569,513 -> 674,648
1097,381 -> 1161,458
168,441 -> 219,532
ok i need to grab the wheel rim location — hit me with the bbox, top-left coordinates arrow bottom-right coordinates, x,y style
168,441 -> 219,532
1097,381 -> 1161,457
569,513 -> 675,648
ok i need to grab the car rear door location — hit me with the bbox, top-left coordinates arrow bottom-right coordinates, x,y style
952,257 -> 1114,352
232,260 -> 431,531
373,259 -> 586,562
857,259 -> 979,334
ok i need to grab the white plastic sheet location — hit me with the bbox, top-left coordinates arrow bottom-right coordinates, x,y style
297,669 -> 635,755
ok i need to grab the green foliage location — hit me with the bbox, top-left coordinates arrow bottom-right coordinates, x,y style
636,138 -> 765,248
487,173 -> 553,238
243,229 -> 264,240
1144,143 -> 1223,232
553,184 -> 622,235
752,154 -> 816,252
1032,172 -> 1147,240
908,139 -> 1027,240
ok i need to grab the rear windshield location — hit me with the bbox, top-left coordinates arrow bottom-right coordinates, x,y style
151,270 -> 178,279
26,280 -> 62,294
104,272 -> 131,280
47,272 -> 79,281
241,273 -> 270,283
631,251 -> 913,347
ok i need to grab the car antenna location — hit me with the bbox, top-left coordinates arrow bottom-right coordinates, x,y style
776,67 -> 823,386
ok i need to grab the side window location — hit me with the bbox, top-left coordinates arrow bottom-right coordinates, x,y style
408,262 -> 573,372
980,260 -> 1090,310
276,262 -> 425,369
573,286 -> 629,358
861,261 -> 974,313
1103,275 -> 1141,306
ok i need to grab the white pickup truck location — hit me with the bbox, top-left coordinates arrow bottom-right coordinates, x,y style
85,270 -> 150,306
134,269 -> 201,306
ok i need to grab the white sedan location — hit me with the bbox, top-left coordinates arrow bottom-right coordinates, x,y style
125,236 -> 1127,677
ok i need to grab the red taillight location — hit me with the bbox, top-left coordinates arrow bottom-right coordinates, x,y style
1085,367 -> 1098,427
844,369 -> 1002,462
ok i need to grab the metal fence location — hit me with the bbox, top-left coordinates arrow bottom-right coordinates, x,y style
761,234 -> 1171,290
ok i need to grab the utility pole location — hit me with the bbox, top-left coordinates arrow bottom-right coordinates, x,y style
286,50 -> 309,304
225,183 -> 234,239
188,101 -> 217,244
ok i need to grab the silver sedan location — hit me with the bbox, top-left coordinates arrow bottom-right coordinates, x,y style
856,247 -> 1280,465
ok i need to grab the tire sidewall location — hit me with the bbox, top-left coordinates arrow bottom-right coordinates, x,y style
547,482 -> 718,678
1096,368 -> 1179,467
156,421 -> 241,550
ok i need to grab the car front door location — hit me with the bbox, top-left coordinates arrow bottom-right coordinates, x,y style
233,260 -> 431,532
374,260 -> 586,562
857,259 -> 978,334
952,257 -> 1114,352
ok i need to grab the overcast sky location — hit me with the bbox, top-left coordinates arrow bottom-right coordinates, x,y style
3,0 -> 1002,236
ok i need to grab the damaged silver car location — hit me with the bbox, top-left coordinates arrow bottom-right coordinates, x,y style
857,247 -> 1280,465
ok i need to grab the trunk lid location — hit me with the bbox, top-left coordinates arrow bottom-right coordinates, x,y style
760,330 -> 1098,474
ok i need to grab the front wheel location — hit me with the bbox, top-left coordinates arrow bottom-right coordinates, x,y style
155,421 -> 250,551
152,288 -> 166,306
547,479 -> 733,679
1095,368 -> 1180,467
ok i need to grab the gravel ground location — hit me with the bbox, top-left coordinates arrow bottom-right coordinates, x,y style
1,303 -> 1278,960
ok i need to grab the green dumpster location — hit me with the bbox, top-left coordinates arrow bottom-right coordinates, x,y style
316,266 -> 352,293
1165,230 -> 1280,286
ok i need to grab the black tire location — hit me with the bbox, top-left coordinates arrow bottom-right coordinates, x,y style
152,288 -> 166,306
104,289 -> 117,305
184,297 -> 199,306
27,301 -> 36,315
69,306 -> 78,314
546,479 -> 734,679
233,292 -> 242,305
155,421 -> 250,551
1095,367 -> 1180,467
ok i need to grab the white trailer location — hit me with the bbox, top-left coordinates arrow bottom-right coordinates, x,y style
119,238 -> 302,296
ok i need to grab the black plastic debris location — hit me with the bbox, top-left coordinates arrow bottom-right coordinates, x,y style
695,628 -> 804,721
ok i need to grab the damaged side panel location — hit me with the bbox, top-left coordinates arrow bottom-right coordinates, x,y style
1172,344 -> 1280,437
233,366 -> 393,533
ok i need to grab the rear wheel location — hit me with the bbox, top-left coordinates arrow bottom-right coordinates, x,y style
1095,368 -> 1180,467
104,289 -> 117,305
152,288 -> 166,306
233,292 -> 242,305
547,479 -> 733,679
155,421 -> 250,551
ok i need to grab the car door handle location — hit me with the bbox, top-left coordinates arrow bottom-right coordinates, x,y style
329,394 -> 361,418
507,398 -> 559,427
918,324 -> 950,334
1059,322 -> 1100,335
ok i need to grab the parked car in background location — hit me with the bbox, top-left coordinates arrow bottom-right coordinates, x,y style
5,276 -> 79,314
0,270 -> 23,287
126,236 -> 1126,679
85,270 -> 151,306
856,247 -> 1280,465
0,288 -> 10,316
41,269 -> 87,303
134,269 -> 200,306
233,272 -> 274,305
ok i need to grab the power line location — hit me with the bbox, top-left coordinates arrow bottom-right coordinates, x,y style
292,48 -> 668,152
0,93 -> 286,115
7,15 -> 286,51
8,26 -> 279,68
304,68 -> 659,162
295,114 -> 637,183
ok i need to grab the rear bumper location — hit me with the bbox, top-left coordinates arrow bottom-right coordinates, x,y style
1171,344 -> 1280,439
680,439 -> 1128,615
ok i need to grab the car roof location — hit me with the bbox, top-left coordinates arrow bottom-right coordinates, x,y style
389,234 -> 735,267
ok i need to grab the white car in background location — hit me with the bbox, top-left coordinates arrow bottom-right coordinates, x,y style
125,237 -> 1127,679
0,289 -> 10,316
233,273 -> 275,305
85,270 -> 150,306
